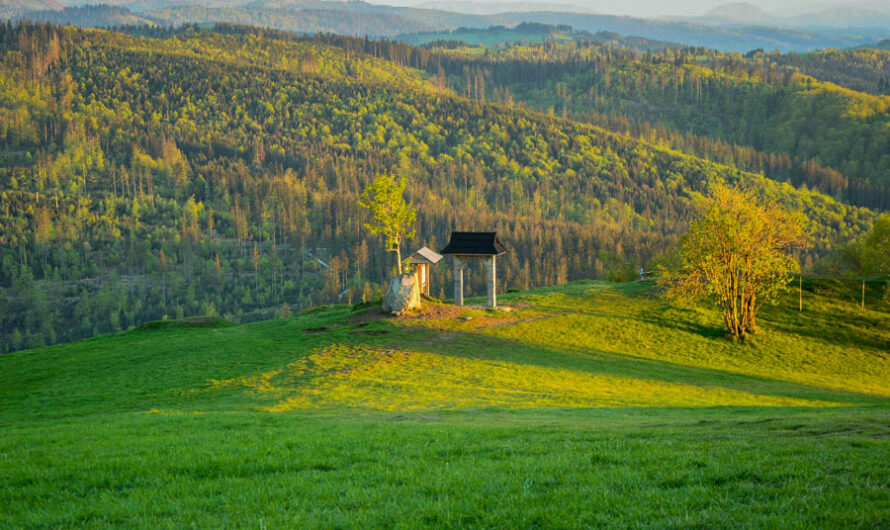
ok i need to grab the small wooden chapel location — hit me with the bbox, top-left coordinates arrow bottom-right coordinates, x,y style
440,232 -> 507,308
408,246 -> 443,295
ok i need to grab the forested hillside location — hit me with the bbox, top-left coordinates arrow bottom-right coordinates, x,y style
0,23 -> 875,352
11,5 -> 157,27
403,40 -> 890,210
770,47 -> 890,96
140,6 -> 442,36
398,23 -> 681,52
489,11 -> 889,53
0,0 -> 61,20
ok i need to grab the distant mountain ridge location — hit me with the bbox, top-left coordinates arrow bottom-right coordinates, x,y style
399,22 -> 682,51
687,2 -> 890,29
703,3 -> 771,24
4,0 -> 889,51
15,4 -> 155,25
0,0 -> 63,18
415,1 -> 597,15
789,7 -> 890,29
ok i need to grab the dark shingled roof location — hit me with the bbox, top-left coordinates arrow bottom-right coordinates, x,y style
440,232 -> 507,256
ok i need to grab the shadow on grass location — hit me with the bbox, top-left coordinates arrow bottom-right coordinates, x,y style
637,306 -> 727,340
759,300 -> 890,354
364,322 -> 889,406
137,316 -> 235,330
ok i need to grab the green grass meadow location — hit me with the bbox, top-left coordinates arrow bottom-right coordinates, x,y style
2,281 -> 889,527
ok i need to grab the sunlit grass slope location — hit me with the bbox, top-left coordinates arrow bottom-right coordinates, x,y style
1,281 -> 889,527
218,346 -> 835,411
4,280 -> 888,419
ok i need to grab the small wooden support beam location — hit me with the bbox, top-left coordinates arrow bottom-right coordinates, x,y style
485,255 -> 497,308
453,256 -> 464,306
422,263 -> 430,295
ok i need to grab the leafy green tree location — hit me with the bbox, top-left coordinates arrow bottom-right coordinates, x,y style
856,213 -> 890,276
357,173 -> 416,276
599,250 -> 636,282
660,185 -> 810,339
839,213 -> 890,304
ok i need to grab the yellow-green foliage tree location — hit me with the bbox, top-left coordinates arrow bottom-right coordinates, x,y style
661,185 -> 810,339
357,173 -> 416,276
840,212 -> 890,304
854,213 -> 890,276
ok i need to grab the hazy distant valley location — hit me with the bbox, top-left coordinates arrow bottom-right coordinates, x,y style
3,0 -> 890,52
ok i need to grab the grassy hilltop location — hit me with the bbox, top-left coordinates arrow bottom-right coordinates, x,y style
2,281 -> 889,527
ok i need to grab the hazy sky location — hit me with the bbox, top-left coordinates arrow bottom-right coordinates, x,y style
374,1 -> 885,18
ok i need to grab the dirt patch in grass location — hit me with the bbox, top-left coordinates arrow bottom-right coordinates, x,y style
402,303 -> 468,321
348,302 -> 535,328
347,308 -> 390,326
351,330 -> 389,336
349,302 -> 472,325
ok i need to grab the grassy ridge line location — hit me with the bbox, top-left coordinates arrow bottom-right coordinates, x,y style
1,282 -> 887,424
1,282 -> 888,526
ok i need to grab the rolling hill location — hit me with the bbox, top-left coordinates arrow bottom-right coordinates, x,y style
490,11 -> 889,52
789,7 -> 890,29
415,1 -> 599,15
0,23 -> 875,354
1,281 -> 888,526
13,4 -> 156,25
0,0 -> 62,18
681,2 -> 890,30
702,3 -> 772,25
769,47 -> 890,95
418,38 -> 890,210
398,22 -> 682,50
0,8 -> 888,529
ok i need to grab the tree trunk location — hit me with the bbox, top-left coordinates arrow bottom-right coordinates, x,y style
745,293 -> 757,333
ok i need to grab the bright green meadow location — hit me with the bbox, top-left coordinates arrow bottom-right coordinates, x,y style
1,281 -> 889,527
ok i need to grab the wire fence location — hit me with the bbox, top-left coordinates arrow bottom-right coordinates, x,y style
638,267 -> 890,310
